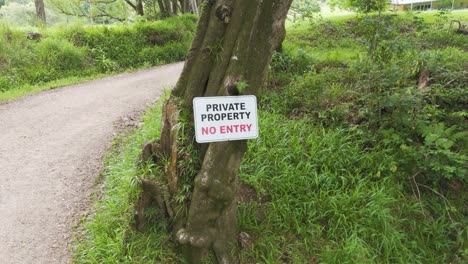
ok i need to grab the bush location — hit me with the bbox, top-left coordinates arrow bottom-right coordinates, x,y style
62,14 -> 196,70
0,15 -> 196,94
32,38 -> 89,81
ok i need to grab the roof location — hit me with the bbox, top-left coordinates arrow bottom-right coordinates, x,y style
391,0 -> 437,4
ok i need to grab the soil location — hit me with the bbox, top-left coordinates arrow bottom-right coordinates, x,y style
0,62 -> 183,264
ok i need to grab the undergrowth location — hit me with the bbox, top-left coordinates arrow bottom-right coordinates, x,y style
241,10 -> 466,263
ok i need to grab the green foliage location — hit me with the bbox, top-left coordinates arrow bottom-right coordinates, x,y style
290,0 -> 320,21
238,113 -> 463,263
253,13 -> 467,262
48,0 -> 133,23
62,15 -> 195,69
329,0 -> 389,13
0,14 -> 196,96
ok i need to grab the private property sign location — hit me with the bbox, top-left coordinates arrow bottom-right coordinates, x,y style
193,96 -> 258,143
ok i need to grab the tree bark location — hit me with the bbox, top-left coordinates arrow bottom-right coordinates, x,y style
171,0 -> 179,15
189,0 -> 198,14
164,0 -> 173,15
157,0 -> 166,14
138,0 -> 292,263
34,0 -> 46,24
136,0 -> 144,16
125,0 -> 145,16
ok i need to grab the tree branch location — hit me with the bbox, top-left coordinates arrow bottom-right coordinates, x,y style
124,0 -> 137,10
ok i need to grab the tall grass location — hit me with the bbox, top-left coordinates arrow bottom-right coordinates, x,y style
237,112 -> 462,263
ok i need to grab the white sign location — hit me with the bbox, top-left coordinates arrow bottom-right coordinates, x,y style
193,96 -> 259,143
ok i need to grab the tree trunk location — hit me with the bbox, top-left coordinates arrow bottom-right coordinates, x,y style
164,0 -> 173,15
137,0 -> 292,263
34,0 -> 46,24
171,0 -> 179,15
189,0 -> 198,14
136,0 -> 144,16
125,0 -> 144,16
157,0 -> 166,15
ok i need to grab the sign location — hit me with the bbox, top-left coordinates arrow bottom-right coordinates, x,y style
193,95 -> 259,143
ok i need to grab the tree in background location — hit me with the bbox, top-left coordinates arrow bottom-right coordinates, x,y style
124,0 -> 144,16
135,0 -> 293,262
48,0 -> 136,22
153,0 -> 199,17
290,0 -> 320,21
0,0 -> 5,9
329,0 -> 389,13
34,0 -> 46,24
48,0 -> 200,22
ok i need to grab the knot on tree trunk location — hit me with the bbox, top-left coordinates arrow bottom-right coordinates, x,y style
418,68 -> 430,90
139,141 -> 160,163
133,178 -> 173,231
176,228 -> 216,248
224,76 -> 242,96
216,4 -> 233,24
195,174 -> 235,204
26,32 -> 42,41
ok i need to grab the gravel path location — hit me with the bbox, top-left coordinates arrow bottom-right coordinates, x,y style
0,62 -> 183,264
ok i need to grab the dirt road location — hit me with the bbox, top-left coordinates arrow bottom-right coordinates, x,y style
0,62 -> 183,264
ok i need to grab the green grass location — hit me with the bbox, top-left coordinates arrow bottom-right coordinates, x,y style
0,73 -> 107,102
237,112 -> 463,263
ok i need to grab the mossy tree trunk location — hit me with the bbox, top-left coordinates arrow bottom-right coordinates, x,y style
137,0 -> 292,263
34,0 -> 46,24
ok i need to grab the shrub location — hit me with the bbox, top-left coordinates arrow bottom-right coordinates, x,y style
0,15 -> 196,94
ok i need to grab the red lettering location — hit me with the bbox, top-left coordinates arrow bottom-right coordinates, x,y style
240,124 -> 247,132
202,126 -> 217,135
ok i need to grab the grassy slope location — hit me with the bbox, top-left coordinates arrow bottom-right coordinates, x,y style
0,15 -> 196,103
74,10 -> 467,264
237,10 -> 466,263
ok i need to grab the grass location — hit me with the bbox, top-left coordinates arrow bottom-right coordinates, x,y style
0,73 -> 107,102
237,112 -> 462,263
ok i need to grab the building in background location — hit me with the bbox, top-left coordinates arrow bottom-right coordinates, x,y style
391,0 -> 467,10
